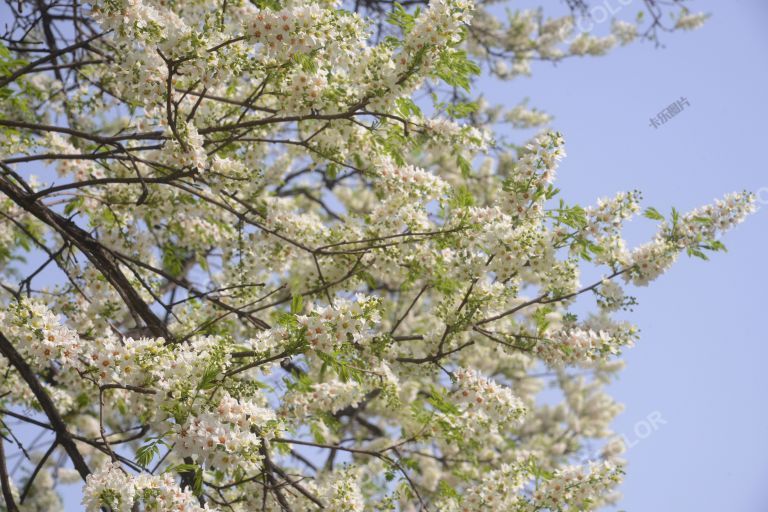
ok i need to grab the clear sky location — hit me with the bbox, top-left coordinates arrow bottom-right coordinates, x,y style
482,1 -> 768,510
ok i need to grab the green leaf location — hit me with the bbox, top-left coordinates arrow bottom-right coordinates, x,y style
197,365 -> 220,390
388,3 -> 416,32
291,51 -> 318,73
291,294 -> 304,314
450,185 -> 475,208
193,466 -> 203,496
686,247 -> 709,260
136,438 -> 167,467
167,463 -> 198,474
64,196 -> 84,216
396,97 -> 422,118
671,207 -> 680,228
457,154 -> 471,178
326,162 -> 339,180
643,207 -> 664,221
438,480 -> 460,499
427,389 -> 460,415
434,49 -> 480,92
162,244 -> 185,276
252,0 -> 282,10
708,240 -> 727,252
446,101 -> 479,118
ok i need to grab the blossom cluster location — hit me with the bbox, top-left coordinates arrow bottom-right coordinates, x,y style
173,393 -> 276,469
531,461 -> 623,510
502,132 -> 565,218
43,133 -> 103,180
82,462 -> 206,512
0,300 -> 231,391
438,463 -> 525,511
628,191 -> 755,286
241,4 -> 360,60
534,325 -> 638,367
421,118 -> 491,152
584,191 -> 642,239
318,469 -> 365,512
663,191 -> 756,248
403,0 -> 474,52
569,33 -> 617,56
279,379 -> 364,419
156,121 -> 208,172
452,367 -> 526,427
627,240 -> 680,286
1,300 -> 84,372
676,10 -> 711,30
375,156 -> 448,199
296,296 -> 381,353
472,3 -> 705,81
447,206 -> 547,281
90,0 -> 204,106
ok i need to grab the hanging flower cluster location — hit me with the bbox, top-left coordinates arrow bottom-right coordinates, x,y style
296,296 -> 381,353
453,367 -> 526,426
82,462 -> 206,512
173,393 -> 276,469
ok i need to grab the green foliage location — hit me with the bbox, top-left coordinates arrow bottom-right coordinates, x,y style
290,294 -> 304,314
388,3 -> 418,33
396,97 -> 423,118
643,206 -> 665,221
433,48 -> 481,92
197,364 -> 220,391
136,437 -> 168,468
456,153 -> 472,178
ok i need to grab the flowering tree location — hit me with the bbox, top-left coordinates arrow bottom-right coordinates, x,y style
0,0 -> 754,510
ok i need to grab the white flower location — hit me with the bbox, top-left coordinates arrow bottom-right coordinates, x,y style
675,10 -> 710,30
611,20 -> 638,45
453,368 -> 526,427
83,462 -> 207,512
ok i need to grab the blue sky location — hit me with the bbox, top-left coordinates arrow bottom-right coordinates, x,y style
482,1 -> 768,509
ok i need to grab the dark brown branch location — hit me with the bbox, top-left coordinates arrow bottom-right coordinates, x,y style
0,331 -> 91,480
0,175 -> 171,339
19,441 -> 58,504
0,435 -> 19,512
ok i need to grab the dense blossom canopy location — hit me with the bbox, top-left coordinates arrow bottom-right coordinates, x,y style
0,0 -> 754,510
